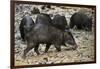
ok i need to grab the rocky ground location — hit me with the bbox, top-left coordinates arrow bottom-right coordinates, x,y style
14,4 -> 95,66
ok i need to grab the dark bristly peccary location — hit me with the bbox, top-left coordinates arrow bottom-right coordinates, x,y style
70,12 -> 92,31
23,13 -> 77,58
52,14 -> 68,30
19,15 -> 34,41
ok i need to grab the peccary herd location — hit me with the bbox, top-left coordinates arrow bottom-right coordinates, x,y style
19,12 -> 93,58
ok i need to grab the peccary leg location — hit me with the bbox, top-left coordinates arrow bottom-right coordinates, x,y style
34,43 -> 40,55
20,29 -> 25,41
55,44 -> 61,52
21,34 -> 25,41
71,44 -> 78,50
70,22 -> 74,28
45,43 -> 51,53
77,25 -> 82,29
22,42 -> 34,59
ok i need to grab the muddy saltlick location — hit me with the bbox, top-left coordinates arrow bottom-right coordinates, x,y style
14,4 -> 95,66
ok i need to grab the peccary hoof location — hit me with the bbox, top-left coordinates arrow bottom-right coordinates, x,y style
71,45 -> 78,50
